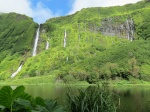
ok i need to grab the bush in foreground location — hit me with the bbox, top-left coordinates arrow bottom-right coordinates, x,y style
66,86 -> 118,112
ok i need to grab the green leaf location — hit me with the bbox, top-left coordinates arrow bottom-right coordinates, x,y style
0,86 -> 13,108
0,85 -> 27,109
12,86 -> 25,99
33,97 -> 45,106
15,98 -> 31,107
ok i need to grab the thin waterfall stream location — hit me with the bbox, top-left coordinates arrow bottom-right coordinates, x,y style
46,38 -> 50,50
11,61 -> 23,78
33,25 -> 40,56
64,29 -> 67,47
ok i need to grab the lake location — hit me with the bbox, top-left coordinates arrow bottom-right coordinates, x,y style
24,85 -> 150,112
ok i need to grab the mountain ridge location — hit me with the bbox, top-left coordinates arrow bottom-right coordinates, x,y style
0,1 -> 150,84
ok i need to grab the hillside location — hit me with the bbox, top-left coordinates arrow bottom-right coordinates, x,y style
0,13 -> 37,79
1,1 -> 150,84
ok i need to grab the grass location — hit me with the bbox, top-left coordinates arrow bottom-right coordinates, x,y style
0,75 -> 56,85
66,85 -> 118,112
1,76 -> 150,86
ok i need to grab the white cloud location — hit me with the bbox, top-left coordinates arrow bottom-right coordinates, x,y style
0,0 -> 57,24
31,2 -> 59,24
0,0 -> 32,16
69,0 -> 141,14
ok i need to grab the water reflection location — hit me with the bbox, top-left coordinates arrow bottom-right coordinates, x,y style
24,85 -> 150,112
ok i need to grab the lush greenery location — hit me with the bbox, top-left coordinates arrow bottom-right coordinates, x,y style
10,1 -> 150,84
0,1 -> 150,84
0,85 -> 65,112
0,13 -> 37,79
0,85 -> 118,112
66,86 -> 118,112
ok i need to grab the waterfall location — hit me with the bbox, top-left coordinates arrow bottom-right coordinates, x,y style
32,25 -> 40,56
126,19 -> 130,40
11,62 -> 23,78
66,57 -> 68,62
130,18 -> 134,41
64,29 -> 67,47
46,38 -> 50,50
126,19 -> 134,41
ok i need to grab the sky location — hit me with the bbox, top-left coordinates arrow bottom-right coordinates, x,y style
0,0 -> 141,24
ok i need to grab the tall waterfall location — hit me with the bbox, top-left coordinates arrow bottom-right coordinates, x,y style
64,29 -> 67,47
11,62 -> 23,78
46,38 -> 50,50
32,25 -> 40,56
126,20 -> 130,40
130,18 -> 134,41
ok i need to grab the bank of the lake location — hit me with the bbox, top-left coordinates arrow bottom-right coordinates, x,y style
0,75 -> 150,86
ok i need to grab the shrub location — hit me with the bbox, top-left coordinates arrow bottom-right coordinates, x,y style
66,85 -> 118,112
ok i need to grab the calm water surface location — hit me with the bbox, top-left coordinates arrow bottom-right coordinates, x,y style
24,85 -> 150,112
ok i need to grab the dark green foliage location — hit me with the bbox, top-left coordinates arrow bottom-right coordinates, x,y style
0,13 -> 37,55
0,85 -> 31,112
0,86 -> 66,112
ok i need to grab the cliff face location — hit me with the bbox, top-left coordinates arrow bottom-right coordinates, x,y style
100,17 -> 134,41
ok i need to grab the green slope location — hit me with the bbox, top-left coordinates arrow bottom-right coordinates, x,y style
2,1 -> 150,84
0,13 -> 37,79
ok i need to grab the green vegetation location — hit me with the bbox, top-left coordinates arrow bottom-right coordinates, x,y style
0,1 -> 150,85
10,1 -> 150,84
66,86 -> 118,112
0,13 -> 37,79
0,85 -> 118,112
0,85 -> 65,112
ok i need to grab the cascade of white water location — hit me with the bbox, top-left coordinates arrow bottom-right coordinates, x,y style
46,38 -> 50,50
64,29 -> 67,47
126,19 -> 130,40
32,25 -> 40,56
130,18 -> 134,41
11,64 -> 23,78
66,57 -> 68,62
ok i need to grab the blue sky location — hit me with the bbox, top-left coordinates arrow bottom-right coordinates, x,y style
30,0 -> 73,16
0,0 -> 141,24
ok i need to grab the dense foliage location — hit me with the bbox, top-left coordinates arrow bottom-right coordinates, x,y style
66,86 -> 118,112
0,85 -> 118,112
0,85 -> 65,112
11,1 -> 150,84
0,1 -> 150,84
0,13 -> 37,79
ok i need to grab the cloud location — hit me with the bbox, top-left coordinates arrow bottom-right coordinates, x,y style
69,0 -> 141,14
31,2 -> 59,24
0,0 -> 32,16
0,0 -> 58,24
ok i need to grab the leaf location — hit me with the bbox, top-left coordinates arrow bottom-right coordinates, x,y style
20,92 -> 32,101
15,98 -> 31,107
0,86 -> 13,108
44,99 -> 66,112
0,86 -> 27,109
13,98 -> 31,112
33,97 -> 45,106
12,85 -> 25,99
0,104 -> 5,110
